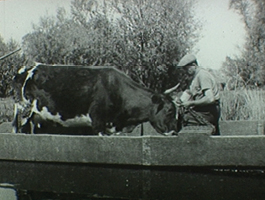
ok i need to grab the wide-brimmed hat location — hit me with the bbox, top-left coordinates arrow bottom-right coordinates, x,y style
177,54 -> 197,67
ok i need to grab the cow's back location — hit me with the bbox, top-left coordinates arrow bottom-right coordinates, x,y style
19,64 -> 151,119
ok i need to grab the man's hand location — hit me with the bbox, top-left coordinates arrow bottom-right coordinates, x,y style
180,101 -> 193,108
173,97 -> 182,107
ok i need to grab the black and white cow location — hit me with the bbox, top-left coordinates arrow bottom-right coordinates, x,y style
12,64 -> 178,135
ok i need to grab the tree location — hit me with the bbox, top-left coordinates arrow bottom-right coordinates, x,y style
223,0 -> 265,89
0,37 -> 26,97
22,0 -> 201,92
109,0 -> 200,91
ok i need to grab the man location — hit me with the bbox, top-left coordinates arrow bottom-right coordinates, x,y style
174,54 -> 221,135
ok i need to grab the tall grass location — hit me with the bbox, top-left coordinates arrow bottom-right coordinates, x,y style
220,89 -> 265,121
0,98 -> 14,124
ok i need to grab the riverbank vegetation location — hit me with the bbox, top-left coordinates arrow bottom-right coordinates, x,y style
220,89 -> 265,121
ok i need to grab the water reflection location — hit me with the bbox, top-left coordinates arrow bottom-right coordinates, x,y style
0,161 -> 265,200
16,190 -> 108,200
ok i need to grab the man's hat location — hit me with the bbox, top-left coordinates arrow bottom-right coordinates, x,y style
177,54 -> 197,67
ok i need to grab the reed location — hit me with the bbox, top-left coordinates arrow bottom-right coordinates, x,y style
220,89 -> 265,121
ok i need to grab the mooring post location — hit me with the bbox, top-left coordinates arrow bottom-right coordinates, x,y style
258,121 -> 264,135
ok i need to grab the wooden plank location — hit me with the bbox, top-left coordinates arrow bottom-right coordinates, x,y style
1,120 -> 264,136
0,132 -> 265,167
130,120 -> 265,136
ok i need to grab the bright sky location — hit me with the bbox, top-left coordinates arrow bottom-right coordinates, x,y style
193,0 -> 246,69
0,0 -> 247,70
0,0 -> 72,40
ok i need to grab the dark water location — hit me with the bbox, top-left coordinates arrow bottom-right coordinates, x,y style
0,161 -> 265,200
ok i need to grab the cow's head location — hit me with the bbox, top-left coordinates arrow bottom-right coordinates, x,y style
149,94 -> 178,135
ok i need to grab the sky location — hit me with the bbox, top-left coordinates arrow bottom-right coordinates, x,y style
193,0 -> 246,69
0,0 -> 247,70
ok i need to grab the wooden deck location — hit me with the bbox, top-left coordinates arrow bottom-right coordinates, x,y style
0,120 -> 265,167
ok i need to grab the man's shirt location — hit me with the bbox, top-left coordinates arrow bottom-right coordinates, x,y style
189,67 -> 220,101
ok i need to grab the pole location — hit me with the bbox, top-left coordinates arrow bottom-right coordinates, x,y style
0,48 -> 21,61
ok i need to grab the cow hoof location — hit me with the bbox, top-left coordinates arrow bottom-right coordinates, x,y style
98,132 -> 104,136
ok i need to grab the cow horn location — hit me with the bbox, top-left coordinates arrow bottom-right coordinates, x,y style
164,83 -> 180,94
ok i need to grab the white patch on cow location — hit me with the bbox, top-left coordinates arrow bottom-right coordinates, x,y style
106,127 -> 116,134
30,121 -> 34,134
18,66 -> 27,74
13,103 -> 18,120
27,65 -> 38,79
32,99 -> 92,127
21,64 -> 39,103
63,114 -> 92,127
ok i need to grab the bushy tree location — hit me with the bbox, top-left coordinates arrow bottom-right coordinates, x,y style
22,0 -> 201,92
0,37 -> 26,97
223,0 -> 265,89
109,0 -> 199,91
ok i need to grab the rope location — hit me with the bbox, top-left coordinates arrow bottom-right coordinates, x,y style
178,106 -> 215,132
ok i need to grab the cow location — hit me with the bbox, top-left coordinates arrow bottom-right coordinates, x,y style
12,63 -> 178,135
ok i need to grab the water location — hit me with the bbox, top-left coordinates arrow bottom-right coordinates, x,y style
0,161 -> 265,200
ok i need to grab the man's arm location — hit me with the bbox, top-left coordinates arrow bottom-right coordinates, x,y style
181,89 -> 215,107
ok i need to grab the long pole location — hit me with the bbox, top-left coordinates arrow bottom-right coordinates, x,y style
0,48 -> 21,60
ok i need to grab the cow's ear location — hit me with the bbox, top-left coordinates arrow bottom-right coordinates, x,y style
151,94 -> 162,104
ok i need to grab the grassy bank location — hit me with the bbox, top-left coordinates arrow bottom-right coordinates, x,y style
220,89 -> 265,121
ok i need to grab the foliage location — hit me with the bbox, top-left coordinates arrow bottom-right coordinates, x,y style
0,37 -> 26,97
220,89 -> 265,120
108,0 -> 200,91
222,0 -> 265,89
0,98 -> 14,123
22,0 -> 200,92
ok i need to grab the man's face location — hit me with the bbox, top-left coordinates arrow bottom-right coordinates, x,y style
185,64 -> 196,76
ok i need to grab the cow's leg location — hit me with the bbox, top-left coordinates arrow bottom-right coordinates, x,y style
89,101 -> 109,135
12,103 -> 32,134
19,120 -> 31,134
88,112 -> 103,135
30,113 -> 52,134
20,113 -> 42,134
12,104 -> 19,133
